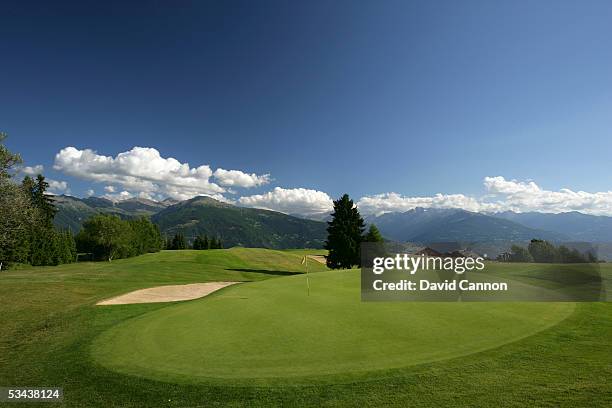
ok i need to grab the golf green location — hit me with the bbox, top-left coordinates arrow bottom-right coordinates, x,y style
92,269 -> 574,385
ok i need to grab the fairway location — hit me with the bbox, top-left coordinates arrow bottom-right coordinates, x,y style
92,269 -> 574,385
2,249 -> 611,406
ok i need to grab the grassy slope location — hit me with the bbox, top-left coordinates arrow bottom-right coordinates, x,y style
151,197 -> 327,249
0,251 -> 610,407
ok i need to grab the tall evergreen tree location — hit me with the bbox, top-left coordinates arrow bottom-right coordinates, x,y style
171,232 -> 186,250
29,228 -> 55,266
23,174 -> 60,264
202,235 -> 209,250
35,175 -> 57,225
208,237 -> 223,249
63,230 -> 77,263
364,224 -> 384,242
324,194 -> 365,269
23,175 -> 57,227
193,235 -> 209,250
21,175 -> 36,197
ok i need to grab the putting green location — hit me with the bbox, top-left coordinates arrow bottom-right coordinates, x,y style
92,269 -> 574,385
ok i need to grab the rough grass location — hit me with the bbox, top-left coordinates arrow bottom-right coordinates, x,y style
0,250 -> 611,407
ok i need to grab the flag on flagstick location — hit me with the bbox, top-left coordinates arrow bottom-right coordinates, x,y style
302,256 -> 310,296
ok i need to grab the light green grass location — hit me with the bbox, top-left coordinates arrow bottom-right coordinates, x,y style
0,250 -> 611,407
92,269 -> 573,385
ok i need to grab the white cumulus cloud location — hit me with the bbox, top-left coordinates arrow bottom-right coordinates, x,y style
21,164 -> 44,175
358,176 -> 612,217
483,176 -> 612,215
238,187 -> 333,218
103,190 -> 135,202
47,179 -> 70,195
213,168 -> 270,188
357,192 -> 501,216
53,146 -> 269,201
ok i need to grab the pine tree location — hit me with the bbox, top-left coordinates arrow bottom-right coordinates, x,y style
324,194 -> 365,269
26,175 -> 57,227
171,233 -> 186,250
30,227 -> 57,266
209,237 -> 222,249
22,176 -> 36,198
64,230 -> 77,263
193,235 -> 206,250
202,235 -> 209,250
364,224 -> 384,242
23,174 -> 61,265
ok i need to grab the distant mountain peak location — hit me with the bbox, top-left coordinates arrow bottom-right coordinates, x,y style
161,197 -> 180,206
119,197 -> 158,204
182,195 -> 232,208
82,196 -> 115,208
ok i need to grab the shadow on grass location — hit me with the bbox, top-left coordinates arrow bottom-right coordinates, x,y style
225,268 -> 302,276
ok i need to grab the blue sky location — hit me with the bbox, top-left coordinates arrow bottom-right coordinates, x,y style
2,1 -> 612,216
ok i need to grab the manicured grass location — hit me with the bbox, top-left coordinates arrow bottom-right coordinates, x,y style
1,250 -> 611,407
92,269 -> 573,385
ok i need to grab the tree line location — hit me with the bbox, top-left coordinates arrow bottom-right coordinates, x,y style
500,239 -> 600,263
76,214 -> 163,261
165,233 -> 223,250
0,133 -> 76,268
1,133 -> 164,268
324,194 -> 383,269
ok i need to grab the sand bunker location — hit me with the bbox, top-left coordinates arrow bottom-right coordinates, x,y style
97,282 -> 239,305
307,255 -> 327,264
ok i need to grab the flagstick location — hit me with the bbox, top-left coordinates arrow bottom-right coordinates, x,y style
306,256 -> 310,296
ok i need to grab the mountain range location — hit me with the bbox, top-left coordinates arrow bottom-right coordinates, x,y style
366,207 -> 612,260
491,211 -> 612,242
52,195 -> 169,232
52,195 -> 612,254
52,195 -> 326,249
366,208 -> 568,243
151,196 -> 326,249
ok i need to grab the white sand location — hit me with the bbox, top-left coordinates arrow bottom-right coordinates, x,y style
307,255 -> 327,264
96,282 -> 239,305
